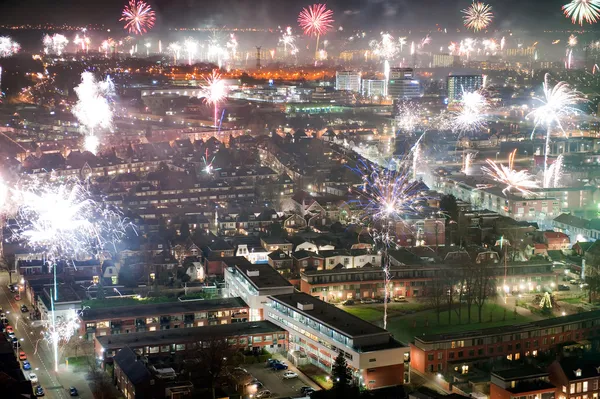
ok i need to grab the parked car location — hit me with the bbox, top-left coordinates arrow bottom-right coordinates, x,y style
283,371 -> 298,379
14,294 -> 21,301
272,362 -> 288,370
21,305 -> 29,313
23,360 -> 31,370
35,385 -> 45,397
569,279 -> 580,285
301,387 -> 316,396
255,390 -> 272,398
69,387 -> 79,396
233,367 -> 248,374
342,299 -> 355,306
558,284 -> 571,291
29,373 -> 38,383
266,358 -> 280,367
19,351 -> 27,360
6,325 -> 13,333
360,298 -> 375,304
393,296 -> 407,302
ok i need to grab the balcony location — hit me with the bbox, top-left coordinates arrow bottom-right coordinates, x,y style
160,317 -> 170,325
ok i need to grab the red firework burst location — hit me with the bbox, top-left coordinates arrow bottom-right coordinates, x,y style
120,0 -> 156,35
298,4 -> 334,36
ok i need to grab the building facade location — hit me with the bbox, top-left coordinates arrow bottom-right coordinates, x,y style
336,71 -> 362,92
447,74 -> 483,103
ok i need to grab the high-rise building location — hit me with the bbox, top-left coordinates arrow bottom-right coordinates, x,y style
447,74 -> 483,102
335,71 -> 361,92
387,68 -> 420,99
433,53 -> 458,67
362,79 -> 385,97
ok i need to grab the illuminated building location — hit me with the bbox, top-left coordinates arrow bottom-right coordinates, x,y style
335,71 -> 362,92
388,68 -> 420,99
447,74 -> 483,103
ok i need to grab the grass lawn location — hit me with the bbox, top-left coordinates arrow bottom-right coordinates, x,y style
298,364 -> 333,389
65,355 -> 92,371
364,303 -> 536,344
342,302 -> 431,322
560,297 -> 585,305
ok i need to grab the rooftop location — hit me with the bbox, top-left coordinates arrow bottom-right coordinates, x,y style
233,263 -> 293,290
269,292 -> 388,339
96,321 -> 285,351
80,297 -> 248,321
113,346 -> 152,385
416,309 -> 600,343
492,366 -> 549,381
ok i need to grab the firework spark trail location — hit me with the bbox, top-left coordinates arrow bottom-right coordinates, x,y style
563,0 -> 600,25
201,70 -> 227,128
544,155 -> 564,188
298,3 -> 334,58
482,150 -> 539,196
227,34 -> 238,59
462,151 -> 478,174
43,34 -> 69,55
184,38 -> 198,65
168,42 -> 181,64
0,36 -> 20,57
279,27 -> 298,55
526,73 -> 585,183
351,160 -> 426,328
462,2 -> 494,31
568,34 -> 578,47
121,0 -> 156,35
72,72 -> 115,154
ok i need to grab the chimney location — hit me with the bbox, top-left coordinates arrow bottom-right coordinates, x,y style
297,302 -> 314,311
247,270 -> 260,277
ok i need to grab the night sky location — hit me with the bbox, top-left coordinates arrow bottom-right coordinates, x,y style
0,0 -> 580,30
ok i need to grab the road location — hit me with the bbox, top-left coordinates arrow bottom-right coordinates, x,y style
0,272 -> 93,399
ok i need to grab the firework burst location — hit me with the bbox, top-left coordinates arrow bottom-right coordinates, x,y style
279,27 -> 298,55
0,36 -> 20,57
43,34 -> 69,55
462,151 -> 478,174
11,178 -> 131,261
120,0 -> 156,35
563,0 -> 600,26
370,32 -> 400,60
482,150 -> 538,196
462,2 -> 494,31
298,3 -> 334,58
396,100 -> 426,133
452,89 -> 489,133
201,70 -> 227,128
351,160 -> 426,328
568,34 -> 578,47
183,38 -> 198,65
72,72 -> 115,154
526,73 -> 585,182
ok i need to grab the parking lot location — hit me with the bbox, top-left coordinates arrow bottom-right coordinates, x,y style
242,355 -> 319,398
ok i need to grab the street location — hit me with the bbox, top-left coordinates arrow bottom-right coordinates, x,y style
0,272 -> 93,399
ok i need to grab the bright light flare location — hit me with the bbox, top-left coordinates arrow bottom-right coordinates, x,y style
462,2 -> 494,31
563,0 -> 600,26
73,72 -> 115,154
0,36 -> 20,57
120,0 -> 156,35
370,32 -> 399,60
43,34 -> 69,55
452,89 -> 489,133
201,70 -> 227,127
482,150 -> 538,196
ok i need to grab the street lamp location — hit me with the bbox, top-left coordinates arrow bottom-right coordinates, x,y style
496,151 -> 500,160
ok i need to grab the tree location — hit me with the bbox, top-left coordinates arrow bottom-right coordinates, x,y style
463,263 -> 477,323
473,264 -> 496,322
181,335 -> 238,399
440,194 -> 459,222
427,273 -> 446,324
180,221 -> 190,241
332,351 -> 353,392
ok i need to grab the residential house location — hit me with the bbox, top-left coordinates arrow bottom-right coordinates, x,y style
292,250 -> 325,272
267,250 -> 293,271
544,232 -> 571,250
490,367 -> 556,399
548,357 -> 600,399
260,237 -> 293,255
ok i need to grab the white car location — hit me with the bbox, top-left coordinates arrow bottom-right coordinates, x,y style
255,390 -> 272,398
29,373 -> 38,383
283,371 -> 298,379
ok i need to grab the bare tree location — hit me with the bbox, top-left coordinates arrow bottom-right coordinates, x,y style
473,264 -> 496,323
463,263 -> 477,323
426,272 -> 446,324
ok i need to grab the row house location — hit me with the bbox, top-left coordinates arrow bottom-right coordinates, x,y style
549,357 -> 600,399
80,297 -> 249,340
410,310 -> 600,375
96,321 -> 288,361
491,367 -> 556,399
553,214 -> 600,242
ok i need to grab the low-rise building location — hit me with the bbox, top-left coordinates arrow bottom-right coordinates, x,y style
96,321 -> 288,360
80,297 -> 249,340
224,263 -> 294,321
410,310 -> 600,375
548,357 -> 600,399
266,292 -> 410,389
490,367 -> 556,399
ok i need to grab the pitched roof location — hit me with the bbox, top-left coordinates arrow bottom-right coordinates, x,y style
113,346 -> 152,385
